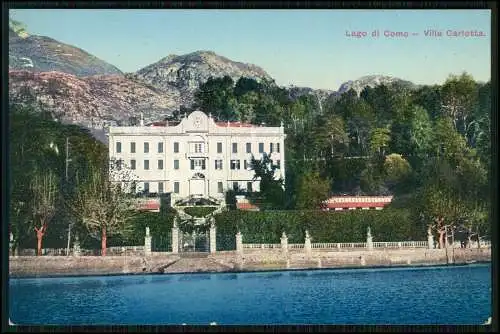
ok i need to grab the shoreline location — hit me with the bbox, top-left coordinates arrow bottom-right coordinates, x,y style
9,261 -> 492,280
9,249 -> 491,279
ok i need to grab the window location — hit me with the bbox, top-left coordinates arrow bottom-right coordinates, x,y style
276,143 -> 280,153
232,143 -> 238,153
276,160 -> 281,169
174,182 -> 179,193
174,160 -> 179,169
130,159 -> 136,170
247,182 -> 253,192
116,142 -> 122,153
158,160 -> 163,170
158,142 -> 163,153
246,143 -> 251,153
144,142 -> 149,153
259,143 -> 264,153
174,142 -> 179,153
158,182 -> 164,194
217,142 -> 222,153
244,160 -> 248,170
115,159 -> 123,171
191,159 -> 206,170
143,182 -> 150,193
270,143 -> 274,153
230,160 -> 240,170
233,182 -> 238,191
144,160 -> 149,170
215,160 -> 223,170
131,142 -> 136,153
194,143 -> 203,153
218,182 -> 223,193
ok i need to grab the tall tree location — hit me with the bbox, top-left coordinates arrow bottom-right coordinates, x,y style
70,163 -> 138,256
30,170 -> 59,256
295,171 -> 331,209
249,153 -> 285,210
440,72 -> 478,135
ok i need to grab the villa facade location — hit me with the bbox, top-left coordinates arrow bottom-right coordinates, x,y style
108,110 -> 285,204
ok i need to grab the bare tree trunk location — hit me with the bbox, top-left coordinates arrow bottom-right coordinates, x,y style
35,224 -> 46,256
438,230 -> 446,249
37,232 -> 43,256
101,226 -> 107,256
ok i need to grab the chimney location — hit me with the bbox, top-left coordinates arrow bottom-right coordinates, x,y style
140,112 -> 144,126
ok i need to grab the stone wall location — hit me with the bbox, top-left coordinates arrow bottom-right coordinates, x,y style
9,255 -> 179,278
9,248 -> 490,277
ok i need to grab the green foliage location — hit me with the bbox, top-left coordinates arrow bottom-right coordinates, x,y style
249,153 -> 285,210
295,171 -> 331,209
214,208 -> 418,244
183,206 -> 217,218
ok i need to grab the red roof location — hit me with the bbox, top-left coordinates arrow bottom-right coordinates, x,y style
236,202 -> 260,211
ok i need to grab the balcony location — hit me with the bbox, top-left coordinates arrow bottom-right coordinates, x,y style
186,151 -> 209,159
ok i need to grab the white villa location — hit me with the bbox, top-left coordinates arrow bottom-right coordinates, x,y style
108,110 -> 285,204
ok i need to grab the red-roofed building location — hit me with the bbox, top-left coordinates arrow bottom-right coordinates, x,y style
135,197 -> 161,212
321,196 -> 393,211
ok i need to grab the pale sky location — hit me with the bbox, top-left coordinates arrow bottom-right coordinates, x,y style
10,9 -> 491,90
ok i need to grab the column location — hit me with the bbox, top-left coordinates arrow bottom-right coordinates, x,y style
427,226 -> 435,249
304,230 -> 312,259
236,231 -> 243,254
366,226 -> 373,251
172,227 -> 179,254
209,223 -> 217,254
280,232 -> 288,256
144,227 -> 152,256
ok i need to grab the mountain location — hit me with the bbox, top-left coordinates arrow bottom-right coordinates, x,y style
9,20 -> 123,77
9,70 -> 179,133
335,75 -> 418,96
133,50 -> 274,106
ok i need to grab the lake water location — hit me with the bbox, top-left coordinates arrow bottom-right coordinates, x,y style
9,263 -> 491,325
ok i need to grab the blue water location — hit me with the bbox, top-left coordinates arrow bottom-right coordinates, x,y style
9,263 -> 491,325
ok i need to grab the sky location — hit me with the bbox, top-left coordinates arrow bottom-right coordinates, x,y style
10,9 -> 491,90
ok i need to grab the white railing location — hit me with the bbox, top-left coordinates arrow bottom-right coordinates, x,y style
107,246 -> 145,253
242,241 -> 431,250
243,243 -> 282,249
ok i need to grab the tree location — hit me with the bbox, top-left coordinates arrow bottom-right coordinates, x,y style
408,105 -> 433,156
194,75 -> 235,120
440,72 -> 478,135
70,163 -> 138,256
295,171 -> 331,209
30,170 -> 59,256
369,127 -> 391,156
249,153 -> 285,210
383,153 -> 412,193
314,114 -> 349,158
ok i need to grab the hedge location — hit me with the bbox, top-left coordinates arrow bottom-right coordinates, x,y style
214,208 -> 422,248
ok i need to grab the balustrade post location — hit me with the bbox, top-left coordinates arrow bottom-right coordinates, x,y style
427,226 -> 435,249
366,226 -> 373,251
280,232 -> 288,257
209,222 -> 217,254
144,227 -> 152,256
172,218 -> 179,254
72,236 -> 81,257
304,230 -> 312,259
236,231 -> 243,254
